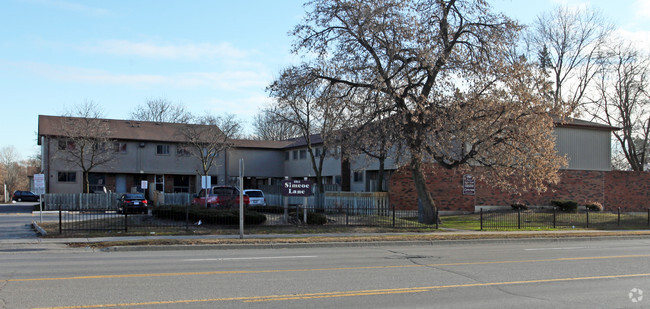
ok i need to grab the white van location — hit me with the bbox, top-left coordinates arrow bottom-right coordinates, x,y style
243,189 -> 266,206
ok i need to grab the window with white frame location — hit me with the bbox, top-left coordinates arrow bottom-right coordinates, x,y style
156,144 -> 170,155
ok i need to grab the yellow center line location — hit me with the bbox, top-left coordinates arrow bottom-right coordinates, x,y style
33,272 -> 650,308
8,254 -> 650,282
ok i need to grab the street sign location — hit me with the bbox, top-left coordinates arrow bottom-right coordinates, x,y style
141,180 -> 148,190
201,176 -> 211,189
34,174 -> 45,195
462,174 -> 475,196
282,179 -> 313,196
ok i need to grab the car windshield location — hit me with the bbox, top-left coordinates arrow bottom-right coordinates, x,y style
124,194 -> 144,200
245,191 -> 263,197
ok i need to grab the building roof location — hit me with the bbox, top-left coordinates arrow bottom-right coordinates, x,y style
554,117 -> 620,131
38,114 -> 617,149
37,115 -> 223,144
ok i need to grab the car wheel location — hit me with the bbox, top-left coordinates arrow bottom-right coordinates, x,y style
17,198 -> 22,202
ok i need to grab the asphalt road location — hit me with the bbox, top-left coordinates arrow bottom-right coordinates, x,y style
0,203 -> 40,240
1,238 -> 649,308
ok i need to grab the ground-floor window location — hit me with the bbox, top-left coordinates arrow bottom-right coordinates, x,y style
57,171 -> 76,183
173,175 -> 190,193
88,173 -> 106,193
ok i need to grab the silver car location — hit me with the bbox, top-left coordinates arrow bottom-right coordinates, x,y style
243,189 -> 266,206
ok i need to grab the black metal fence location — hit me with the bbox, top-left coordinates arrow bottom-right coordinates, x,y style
56,204 -> 436,233
480,208 -> 650,230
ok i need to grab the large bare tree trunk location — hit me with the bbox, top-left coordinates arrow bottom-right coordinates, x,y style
410,156 -> 438,225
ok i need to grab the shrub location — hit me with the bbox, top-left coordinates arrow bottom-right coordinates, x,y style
510,203 -> 528,211
551,200 -> 578,213
289,211 -> 328,225
153,206 -> 267,225
585,201 -> 604,212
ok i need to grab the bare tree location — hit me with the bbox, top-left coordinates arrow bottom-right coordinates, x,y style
527,5 -> 613,114
176,113 -> 242,179
337,92 -> 397,192
129,98 -> 192,123
57,101 -> 115,193
0,146 -> 23,199
268,65 -> 350,195
588,42 -> 649,171
288,0 -> 567,224
252,106 -> 297,140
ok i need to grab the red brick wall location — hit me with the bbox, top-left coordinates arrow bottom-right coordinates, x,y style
389,165 -> 649,211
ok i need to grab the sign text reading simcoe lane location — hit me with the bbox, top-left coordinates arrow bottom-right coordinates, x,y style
282,180 -> 313,196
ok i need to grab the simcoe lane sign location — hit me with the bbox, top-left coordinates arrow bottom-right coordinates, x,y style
282,179 -> 313,197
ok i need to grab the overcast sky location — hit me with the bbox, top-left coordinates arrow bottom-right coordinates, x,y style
1,0 -> 649,159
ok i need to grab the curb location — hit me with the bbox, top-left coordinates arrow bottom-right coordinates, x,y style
101,234 -> 650,252
31,221 -> 47,236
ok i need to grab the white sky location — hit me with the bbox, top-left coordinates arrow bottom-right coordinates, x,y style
1,0 -> 648,159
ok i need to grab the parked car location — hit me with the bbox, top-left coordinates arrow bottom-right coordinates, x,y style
12,190 -> 40,202
117,193 -> 148,214
192,186 -> 250,208
243,189 -> 266,206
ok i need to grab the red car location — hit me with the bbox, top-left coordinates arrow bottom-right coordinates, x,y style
192,186 -> 250,208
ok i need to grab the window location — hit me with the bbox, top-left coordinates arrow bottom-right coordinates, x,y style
353,171 -> 364,182
58,171 -> 76,183
113,142 -> 127,153
58,140 -> 75,150
176,146 -> 191,156
293,150 -> 299,160
300,150 -> 307,159
285,151 -> 290,161
156,145 -> 170,155
315,148 -> 321,157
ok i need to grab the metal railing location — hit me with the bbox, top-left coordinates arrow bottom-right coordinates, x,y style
480,208 -> 650,230
55,204 -> 436,233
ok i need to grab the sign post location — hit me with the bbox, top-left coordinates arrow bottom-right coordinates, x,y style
34,174 -> 45,223
239,159 -> 244,239
201,175 -> 211,208
281,179 -> 314,224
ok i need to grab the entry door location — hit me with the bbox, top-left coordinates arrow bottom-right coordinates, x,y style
116,175 -> 127,193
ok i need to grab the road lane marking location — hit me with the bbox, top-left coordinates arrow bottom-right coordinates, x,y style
524,247 -> 588,251
9,254 -> 650,282
184,255 -> 317,261
32,272 -> 650,308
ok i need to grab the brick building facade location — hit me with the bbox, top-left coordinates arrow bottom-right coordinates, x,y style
389,165 -> 650,212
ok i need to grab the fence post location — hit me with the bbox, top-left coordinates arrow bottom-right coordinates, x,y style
586,207 -> 589,228
392,203 -> 395,227
617,207 -> 621,227
346,204 -> 349,226
553,207 -> 556,229
124,211 -> 128,232
480,208 -> 483,231
648,208 -> 649,228
185,204 -> 189,230
517,208 -> 521,229
435,208 -> 439,229
59,202 -> 62,235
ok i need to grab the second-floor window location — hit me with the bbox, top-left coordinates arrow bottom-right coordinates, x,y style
58,140 -> 75,150
176,146 -> 191,156
285,151 -> 290,161
300,150 -> 307,159
157,145 -> 170,155
113,142 -> 127,153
